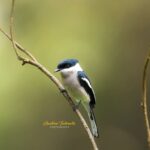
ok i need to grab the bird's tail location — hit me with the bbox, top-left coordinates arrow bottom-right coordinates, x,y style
88,108 -> 99,138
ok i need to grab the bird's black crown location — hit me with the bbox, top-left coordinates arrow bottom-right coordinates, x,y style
57,59 -> 79,70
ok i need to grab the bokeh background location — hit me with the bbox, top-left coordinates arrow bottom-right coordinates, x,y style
0,0 -> 150,150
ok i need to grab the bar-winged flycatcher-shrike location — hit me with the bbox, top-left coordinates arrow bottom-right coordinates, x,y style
55,59 -> 99,138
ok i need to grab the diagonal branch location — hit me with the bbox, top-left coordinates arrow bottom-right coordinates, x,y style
142,51 -> 150,149
0,0 -> 99,150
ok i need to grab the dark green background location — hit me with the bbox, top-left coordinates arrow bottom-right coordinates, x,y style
0,0 -> 150,150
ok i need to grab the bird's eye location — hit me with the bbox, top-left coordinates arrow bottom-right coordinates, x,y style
66,64 -> 70,68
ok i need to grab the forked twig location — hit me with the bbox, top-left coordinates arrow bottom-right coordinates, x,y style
0,0 -> 99,149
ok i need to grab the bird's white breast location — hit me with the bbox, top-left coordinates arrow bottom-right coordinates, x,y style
61,70 -> 80,89
60,65 -> 90,101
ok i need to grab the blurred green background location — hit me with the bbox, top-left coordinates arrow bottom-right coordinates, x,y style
0,0 -> 150,150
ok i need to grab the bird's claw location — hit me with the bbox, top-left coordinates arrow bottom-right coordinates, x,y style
73,100 -> 81,111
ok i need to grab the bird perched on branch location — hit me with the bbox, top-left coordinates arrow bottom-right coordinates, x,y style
55,59 -> 99,138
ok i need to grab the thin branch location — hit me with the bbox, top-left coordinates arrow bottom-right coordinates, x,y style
0,27 -> 37,62
0,0 -> 99,149
9,0 -> 37,62
9,0 -> 19,59
142,51 -> 150,149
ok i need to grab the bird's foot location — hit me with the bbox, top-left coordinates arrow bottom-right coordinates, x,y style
73,100 -> 81,111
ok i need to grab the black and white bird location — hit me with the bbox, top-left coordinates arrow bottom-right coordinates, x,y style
55,59 -> 99,138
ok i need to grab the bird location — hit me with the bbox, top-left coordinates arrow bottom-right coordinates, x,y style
55,59 -> 99,138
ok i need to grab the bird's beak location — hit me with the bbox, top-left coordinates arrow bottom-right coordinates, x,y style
54,68 -> 60,72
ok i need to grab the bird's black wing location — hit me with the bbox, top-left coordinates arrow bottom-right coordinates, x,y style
77,71 -> 96,108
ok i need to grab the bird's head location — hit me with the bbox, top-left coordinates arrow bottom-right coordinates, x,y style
55,59 -> 82,73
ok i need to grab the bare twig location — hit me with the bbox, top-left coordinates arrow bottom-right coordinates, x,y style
142,51 -> 150,149
9,0 -> 19,58
0,27 -> 37,62
0,0 -> 99,149
9,0 -> 37,62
